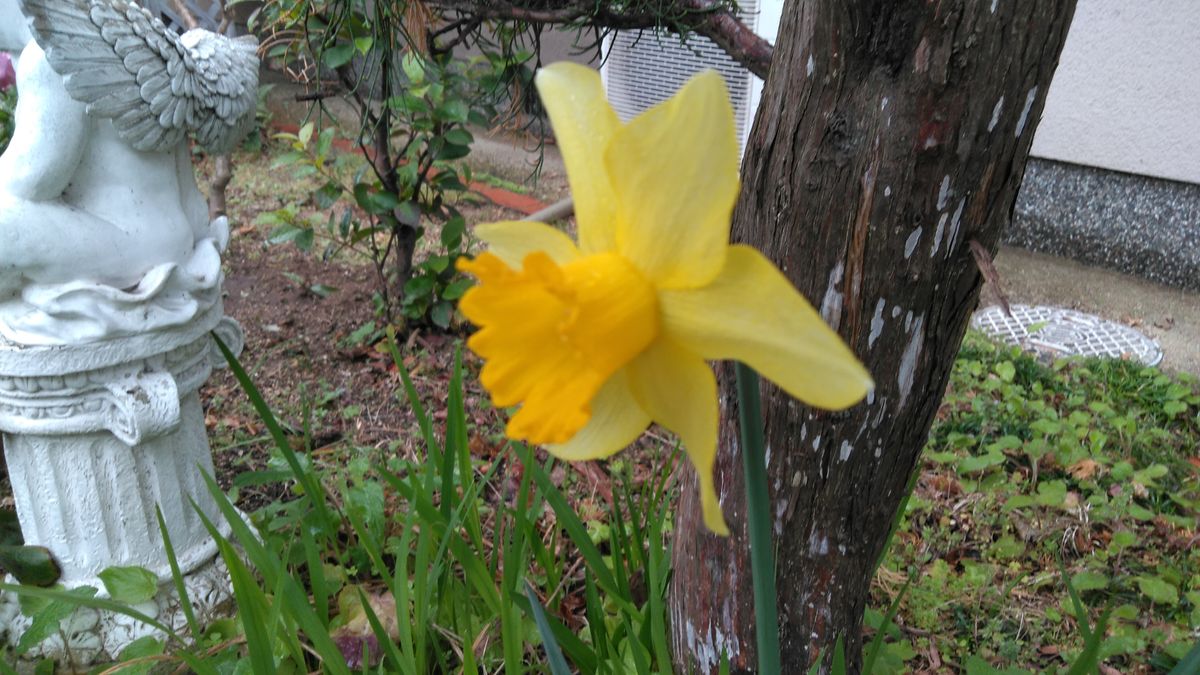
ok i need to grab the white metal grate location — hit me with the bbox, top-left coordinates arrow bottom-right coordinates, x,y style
603,1 -> 762,153
972,304 -> 1164,366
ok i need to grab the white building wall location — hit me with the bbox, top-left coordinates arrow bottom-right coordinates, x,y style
1030,0 -> 1200,185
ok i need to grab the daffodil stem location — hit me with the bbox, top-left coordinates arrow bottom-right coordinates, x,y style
734,362 -> 782,675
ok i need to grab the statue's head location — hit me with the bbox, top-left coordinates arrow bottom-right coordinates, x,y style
0,0 -> 32,54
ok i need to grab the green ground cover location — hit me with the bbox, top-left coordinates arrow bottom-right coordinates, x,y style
871,334 -> 1200,673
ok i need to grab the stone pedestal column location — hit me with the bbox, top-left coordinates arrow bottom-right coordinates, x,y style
0,305 -> 244,665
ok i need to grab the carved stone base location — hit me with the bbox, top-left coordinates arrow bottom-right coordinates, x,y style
0,553 -> 235,668
0,306 -> 247,669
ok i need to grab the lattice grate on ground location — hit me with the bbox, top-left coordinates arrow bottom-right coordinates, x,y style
972,304 -> 1163,367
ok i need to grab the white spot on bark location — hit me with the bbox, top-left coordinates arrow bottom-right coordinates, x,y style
687,619 -> 739,672
897,313 -> 925,409
937,175 -> 951,210
891,305 -> 901,319
807,55 -> 815,76
932,212 -> 948,256
991,0 -> 999,13
923,136 -> 938,150
1015,86 -> 1038,138
880,97 -> 889,110
867,389 -> 875,405
874,445 -> 882,458
764,445 -> 772,468
791,471 -> 802,487
839,440 -> 853,461
904,227 -> 922,259
884,185 -> 892,197
813,435 -> 821,451
808,530 -> 829,556
988,97 -> 1004,132
775,499 -> 788,534
868,299 -> 886,347
946,198 -> 966,257
800,423 -> 807,440
905,310 -> 913,332
820,261 -> 844,326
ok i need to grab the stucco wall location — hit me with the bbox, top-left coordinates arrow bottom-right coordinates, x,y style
1030,0 -> 1200,185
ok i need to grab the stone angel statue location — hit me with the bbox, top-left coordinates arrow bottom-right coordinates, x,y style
0,0 -> 259,345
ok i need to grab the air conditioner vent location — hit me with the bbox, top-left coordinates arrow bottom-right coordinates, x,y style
604,1 -> 764,153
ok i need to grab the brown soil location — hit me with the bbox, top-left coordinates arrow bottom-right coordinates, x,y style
200,141 -> 571,512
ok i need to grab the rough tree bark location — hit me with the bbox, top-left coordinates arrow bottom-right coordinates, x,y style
669,1 -> 1077,672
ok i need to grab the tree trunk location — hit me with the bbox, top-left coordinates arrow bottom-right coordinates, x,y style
669,1 -> 1077,673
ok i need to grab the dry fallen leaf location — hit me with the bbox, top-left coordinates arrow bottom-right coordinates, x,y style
331,587 -> 399,669
1067,458 -> 1101,481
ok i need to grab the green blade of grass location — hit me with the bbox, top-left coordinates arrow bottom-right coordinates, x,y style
862,575 -> 913,674
1167,640 -> 1200,675
211,533 -> 276,674
214,334 -> 337,536
1059,557 -> 1110,675
155,508 -> 201,645
831,637 -> 847,675
524,582 -> 572,675
391,520 -> 418,672
516,442 -> 626,606
0,583 -> 179,641
194,473 -> 350,675
385,328 -> 441,467
646,513 -> 672,671
355,586 -> 408,673
300,524 -> 328,623
512,590 -> 599,673
583,569 -> 609,663
1057,557 -> 1092,641
1065,607 -> 1111,675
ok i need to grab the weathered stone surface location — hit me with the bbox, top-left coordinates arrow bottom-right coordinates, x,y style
0,0 -> 257,664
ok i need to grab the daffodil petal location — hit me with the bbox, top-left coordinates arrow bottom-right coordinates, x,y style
627,339 -> 729,535
605,70 -> 740,289
660,245 -> 874,410
535,63 -> 620,254
475,220 -> 581,267
547,370 -> 650,461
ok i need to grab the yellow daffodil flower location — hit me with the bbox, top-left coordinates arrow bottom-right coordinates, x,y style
457,62 -> 872,535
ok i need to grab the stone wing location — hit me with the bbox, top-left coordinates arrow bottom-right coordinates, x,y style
18,0 -> 259,153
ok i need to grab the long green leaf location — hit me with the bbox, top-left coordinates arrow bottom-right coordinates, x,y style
872,467 -> 921,580
384,328 -> 441,470
355,586 -> 407,673
1168,640 -> 1200,675
155,508 -> 201,645
195,474 -> 351,675
525,582 -> 572,675
735,363 -> 782,675
215,535 -> 275,674
862,575 -> 913,674
517,443 -> 625,604
214,334 -> 336,536
0,584 -> 177,640
1059,557 -> 1110,675
1065,607 -> 1111,675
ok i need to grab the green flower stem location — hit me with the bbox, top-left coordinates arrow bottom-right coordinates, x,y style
735,362 -> 782,675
